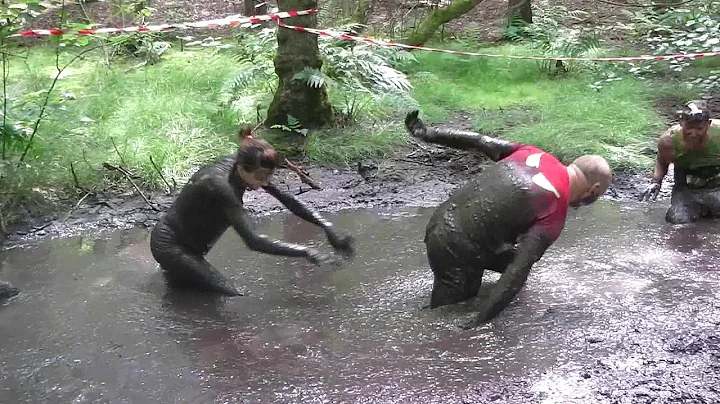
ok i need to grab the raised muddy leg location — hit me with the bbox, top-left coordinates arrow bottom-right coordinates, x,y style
404,110 -> 519,162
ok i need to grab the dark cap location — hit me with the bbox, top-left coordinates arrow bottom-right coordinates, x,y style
678,100 -> 711,123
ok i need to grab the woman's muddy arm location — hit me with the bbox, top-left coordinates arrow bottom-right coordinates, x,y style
225,206 -> 312,258
404,110 -> 519,161
263,182 -> 356,257
208,178 -> 313,258
263,182 -> 334,230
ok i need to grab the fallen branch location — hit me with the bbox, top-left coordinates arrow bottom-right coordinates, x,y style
82,149 -> 103,172
149,155 -> 174,193
284,158 -> 322,190
110,137 -> 127,167
244,121 -> 322,191
61,191 -> 92,224
0,205 -> 5,235
409,138 -> 435,164
398,158 -> 436,167
295,186 -> 313,196
102,162 -> 158,211
252,119 -> 264,133
69,162 -> 95,195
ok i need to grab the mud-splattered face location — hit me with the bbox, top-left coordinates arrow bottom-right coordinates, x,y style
569,183 -> 602,209
680,120 -> 711,149
238,167 -> 275,190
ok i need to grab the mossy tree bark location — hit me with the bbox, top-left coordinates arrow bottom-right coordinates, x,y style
353,0 -> 375,26
265,0 -> 333,129
402,0 -> 485,46
508,0 -> 532,25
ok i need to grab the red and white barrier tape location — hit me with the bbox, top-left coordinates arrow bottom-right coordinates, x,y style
278,22 -> 720,62
12,9 -> 317,37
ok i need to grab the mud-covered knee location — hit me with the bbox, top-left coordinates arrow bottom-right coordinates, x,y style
665,205 -> 697,224
0,280 -> 19,300
430,280 -> 466,308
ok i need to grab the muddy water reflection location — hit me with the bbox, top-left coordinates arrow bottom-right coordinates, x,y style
1,201 -> 719,403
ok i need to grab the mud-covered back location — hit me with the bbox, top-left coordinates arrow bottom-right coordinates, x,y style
427,163 -> 537,250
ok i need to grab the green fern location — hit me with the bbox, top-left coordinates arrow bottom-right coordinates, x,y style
219,25 -> 419,123
270,114 -> 309,136
293,67 -> 334,88
503,12 -> 530,42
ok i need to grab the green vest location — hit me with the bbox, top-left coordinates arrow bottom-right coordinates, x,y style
671,122 -> 720,187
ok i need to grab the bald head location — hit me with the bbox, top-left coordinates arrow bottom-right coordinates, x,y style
567,155 -> 612,207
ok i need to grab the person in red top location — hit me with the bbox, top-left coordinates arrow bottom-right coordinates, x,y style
404,110 -> 612,328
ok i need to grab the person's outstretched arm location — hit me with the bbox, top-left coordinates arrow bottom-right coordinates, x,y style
639,128 -> 675,201
203,177 -> 333,265
262,182 -> 355,258
404,110 -> 520,162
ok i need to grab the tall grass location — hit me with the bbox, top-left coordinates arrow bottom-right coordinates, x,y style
4,48 -> 241,191
0,38 -> 700,226
404,42 -> 701,169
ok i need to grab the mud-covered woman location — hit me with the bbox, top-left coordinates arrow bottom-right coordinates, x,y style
150,129 -> 356,296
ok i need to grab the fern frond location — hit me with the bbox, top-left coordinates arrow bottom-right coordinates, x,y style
292,67 -> 334,89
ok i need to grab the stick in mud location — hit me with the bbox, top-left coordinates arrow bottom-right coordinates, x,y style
102,163 -> 159,211
284,158 -> 323,190
149,155 -> 175,193
61,192 -> 92,225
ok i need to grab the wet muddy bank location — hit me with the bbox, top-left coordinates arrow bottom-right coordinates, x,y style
0,143 -> 663,249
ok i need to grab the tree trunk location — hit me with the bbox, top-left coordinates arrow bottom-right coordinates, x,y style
402,0 -> 485,46
508,0 -> 532,25
265,0 -> 333,129
353,0 -> 375,26
244,0 -> 268,16
244,0 -> 255,16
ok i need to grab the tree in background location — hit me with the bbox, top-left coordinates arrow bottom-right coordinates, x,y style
265,0 -> 333,129
508,0 -> 532,25
402,0 -> 486,46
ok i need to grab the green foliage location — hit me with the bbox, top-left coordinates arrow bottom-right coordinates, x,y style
270,114 -> 309,137
404,42 -> 678,170
1,0 -> 48,160
617,1 -> 720,91
218,24 -> 419,123
304,123 -> 407,163
0,47 -> 241,226
0,0 -> 47,37
502,2 -> 605,74
104,1 -> 172,65
0,0 -> 712,228
218,27 -> 277,117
